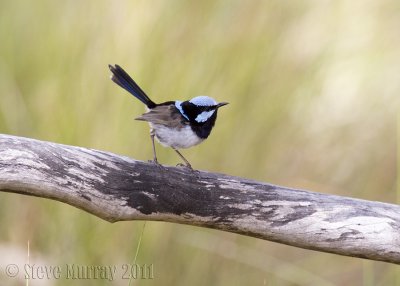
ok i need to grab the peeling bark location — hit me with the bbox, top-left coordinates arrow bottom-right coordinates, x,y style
0,134 -> 399,264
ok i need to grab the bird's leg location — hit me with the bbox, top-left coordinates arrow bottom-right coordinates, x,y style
173,148 -> 193,169
149,131 -> 160,165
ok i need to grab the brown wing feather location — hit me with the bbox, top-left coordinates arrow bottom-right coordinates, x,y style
135,105 -> 187,129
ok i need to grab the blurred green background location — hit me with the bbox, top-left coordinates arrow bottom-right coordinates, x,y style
0,0 -> 398,285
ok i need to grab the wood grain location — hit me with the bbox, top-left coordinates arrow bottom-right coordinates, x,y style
0,134 -> 399,264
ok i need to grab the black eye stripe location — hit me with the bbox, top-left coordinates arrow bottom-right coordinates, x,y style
179,101 -> 218,123
200,106 -> 216,111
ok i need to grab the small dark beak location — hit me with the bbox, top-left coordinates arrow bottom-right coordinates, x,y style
216,102 -> 229,108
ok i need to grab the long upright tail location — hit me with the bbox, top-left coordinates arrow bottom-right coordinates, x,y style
108,64 -> 156,108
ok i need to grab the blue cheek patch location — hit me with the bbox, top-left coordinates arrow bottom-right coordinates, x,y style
195,110 -> 215,123
175,101 -> 189,120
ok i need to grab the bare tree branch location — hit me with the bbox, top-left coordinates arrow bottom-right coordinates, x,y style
0,134 -> 399,264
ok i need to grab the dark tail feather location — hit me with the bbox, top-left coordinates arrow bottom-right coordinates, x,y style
108,64 -> 156,108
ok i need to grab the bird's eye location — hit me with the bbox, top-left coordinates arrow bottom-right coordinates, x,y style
204,106 -> 215,112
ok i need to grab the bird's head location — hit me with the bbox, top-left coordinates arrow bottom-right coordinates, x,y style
175,96 -> 228,124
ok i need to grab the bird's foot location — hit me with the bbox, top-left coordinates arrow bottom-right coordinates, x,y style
148,159 -> 164,169
176,163 -> 200,175
176,163 -> 192,169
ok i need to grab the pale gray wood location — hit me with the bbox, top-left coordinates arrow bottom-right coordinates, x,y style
0,134 -> 399,264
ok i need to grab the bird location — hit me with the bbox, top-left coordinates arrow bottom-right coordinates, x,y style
108,64 -> 228,169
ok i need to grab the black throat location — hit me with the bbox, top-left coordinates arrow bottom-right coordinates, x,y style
189,112 -> 218,139
179,101 -> 219,139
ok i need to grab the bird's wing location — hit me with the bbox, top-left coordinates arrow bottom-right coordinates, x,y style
135,104 -> 188,129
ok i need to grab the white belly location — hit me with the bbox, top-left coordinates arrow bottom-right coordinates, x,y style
150,123 -> 204,149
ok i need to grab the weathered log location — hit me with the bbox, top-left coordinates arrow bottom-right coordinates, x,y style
0,134 -> 399,264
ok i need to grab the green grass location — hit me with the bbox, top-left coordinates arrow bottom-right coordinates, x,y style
0,0 -> 399,285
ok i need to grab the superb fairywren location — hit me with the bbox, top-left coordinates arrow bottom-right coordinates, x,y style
109,64 -> 228,169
